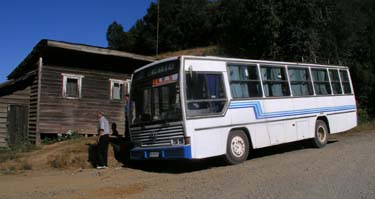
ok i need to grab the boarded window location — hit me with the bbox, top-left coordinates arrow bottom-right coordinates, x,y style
66,78 -> 79,97
62,74 -> 84,99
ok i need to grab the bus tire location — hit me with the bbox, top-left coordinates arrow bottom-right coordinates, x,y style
224,130 -> 249,165
312,120 -> 328,148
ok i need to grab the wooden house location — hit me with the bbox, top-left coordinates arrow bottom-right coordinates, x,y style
0,39 -> 155,147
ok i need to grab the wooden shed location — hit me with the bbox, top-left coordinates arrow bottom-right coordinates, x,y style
0,39 -> 155,147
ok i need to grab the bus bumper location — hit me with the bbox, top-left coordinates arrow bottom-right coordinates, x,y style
130,145 -> 192,160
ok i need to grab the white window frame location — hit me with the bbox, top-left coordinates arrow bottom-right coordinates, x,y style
126,79 -> 132,95
62,73 -> 84,99
110,79 -> 126,100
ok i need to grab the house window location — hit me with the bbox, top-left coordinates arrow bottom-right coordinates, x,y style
110,79 -> 126,100
126,80 -> 132,94
62,74 -> 84,99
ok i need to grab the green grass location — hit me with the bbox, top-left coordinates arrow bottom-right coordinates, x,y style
42,132 -> 84,145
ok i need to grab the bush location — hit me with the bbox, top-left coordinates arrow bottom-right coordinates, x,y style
358,109 -> 371,124
42,131 -> 84,145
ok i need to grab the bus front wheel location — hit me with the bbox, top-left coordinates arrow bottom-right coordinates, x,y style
312,120 -> 328,148
224,130 -> 249,165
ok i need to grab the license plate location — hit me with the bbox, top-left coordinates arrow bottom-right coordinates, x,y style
149,152 -> 159,158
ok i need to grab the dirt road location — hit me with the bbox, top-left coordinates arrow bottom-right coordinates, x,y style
0,131 -> 374,199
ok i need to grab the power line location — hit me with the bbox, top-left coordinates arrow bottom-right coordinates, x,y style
156,0 -> 160,56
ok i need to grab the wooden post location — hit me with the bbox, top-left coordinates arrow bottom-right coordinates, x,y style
35,57 -> 43,145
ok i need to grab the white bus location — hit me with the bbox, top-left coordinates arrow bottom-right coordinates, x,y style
129,56 -> 357,164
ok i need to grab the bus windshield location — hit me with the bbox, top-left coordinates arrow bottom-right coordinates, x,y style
129,60 -> 181,125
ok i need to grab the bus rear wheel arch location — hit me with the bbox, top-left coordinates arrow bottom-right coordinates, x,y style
224,130 -> 250,165
311,119 -> 329,148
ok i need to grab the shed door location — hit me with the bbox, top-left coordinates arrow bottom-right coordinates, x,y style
7,105 -> 28,146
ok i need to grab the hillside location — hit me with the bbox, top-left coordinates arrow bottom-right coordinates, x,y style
0,137 -> 125,174
156,46 -> 221,59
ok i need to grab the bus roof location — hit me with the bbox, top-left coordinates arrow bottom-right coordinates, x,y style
134,55 -> 349,73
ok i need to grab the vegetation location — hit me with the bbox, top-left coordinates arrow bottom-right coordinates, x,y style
41,131 -> 83,145
0,140 -> 39,163
107,0 -> 375,118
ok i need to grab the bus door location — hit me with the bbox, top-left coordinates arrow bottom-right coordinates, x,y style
183,59 -> 231,158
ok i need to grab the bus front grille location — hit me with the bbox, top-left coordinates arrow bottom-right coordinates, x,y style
130,121 -> 185,147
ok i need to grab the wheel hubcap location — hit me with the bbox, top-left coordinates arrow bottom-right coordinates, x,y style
231,136 -> 245,157
317,126 -> 326,142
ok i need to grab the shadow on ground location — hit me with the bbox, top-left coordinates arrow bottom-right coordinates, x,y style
89,137 -> 339,174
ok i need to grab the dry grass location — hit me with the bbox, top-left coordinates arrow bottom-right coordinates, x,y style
0,120 -> 373,175
156,46 -> 222,59
0,137 -> 122,174
346,121 -> 375,134
48,152 -> 88,169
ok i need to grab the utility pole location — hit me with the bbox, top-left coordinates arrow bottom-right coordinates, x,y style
156,0 -> 160,56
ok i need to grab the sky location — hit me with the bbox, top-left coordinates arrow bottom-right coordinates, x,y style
0,0 -> 154,82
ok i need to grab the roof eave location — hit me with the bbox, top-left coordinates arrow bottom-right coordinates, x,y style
7,39 -> 156,80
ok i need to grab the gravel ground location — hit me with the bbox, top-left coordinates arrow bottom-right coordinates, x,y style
0,130 -> 374,199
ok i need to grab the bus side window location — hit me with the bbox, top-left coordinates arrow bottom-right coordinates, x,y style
288,67 -> 314,96
340,70 -> 352,94
311,69 -> 332,95
186,72 -> 227,117
228,64 -> 262,98
261,66 -> 290,97
329,69 -> 343,94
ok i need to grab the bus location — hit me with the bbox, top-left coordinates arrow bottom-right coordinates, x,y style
128,56 -> 357,164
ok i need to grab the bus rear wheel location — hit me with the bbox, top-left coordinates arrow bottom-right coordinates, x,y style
224,130 -> 249,165
312,120 -> 328,148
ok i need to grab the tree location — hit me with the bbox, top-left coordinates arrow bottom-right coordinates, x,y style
110,0 -> 217,55
105,0 -> 375,117
106,21 -> 129,51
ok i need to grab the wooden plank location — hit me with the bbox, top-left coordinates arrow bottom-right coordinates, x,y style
43,65 -> 131,78
0,95 -> 29,100
0,121 -> 6,127
28,64 -> 129,138
0,142 -> 8,148
46,41 -> 155,62
0,107 -> 7,114
0,99 -> 29,104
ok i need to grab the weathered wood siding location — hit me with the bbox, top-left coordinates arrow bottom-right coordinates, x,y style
39,65 -> 129,135
0,87 -> 30,147
28,74 -> 39,143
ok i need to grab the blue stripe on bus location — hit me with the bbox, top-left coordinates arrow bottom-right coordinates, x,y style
229,101 -> 356,119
